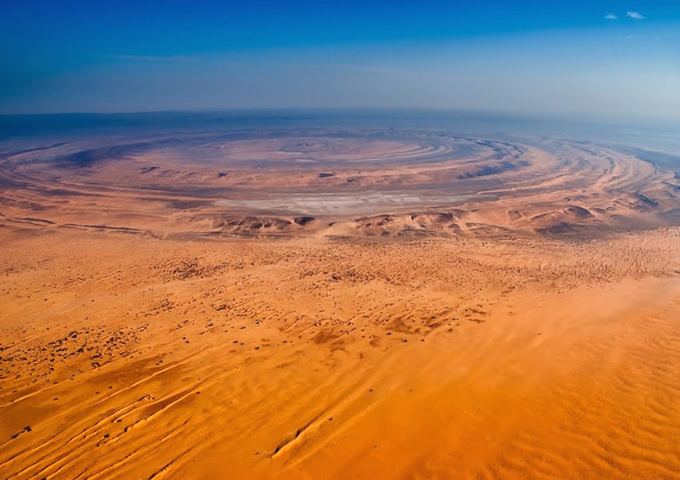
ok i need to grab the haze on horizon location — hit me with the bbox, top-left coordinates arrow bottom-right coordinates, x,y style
1,0 -> 680,121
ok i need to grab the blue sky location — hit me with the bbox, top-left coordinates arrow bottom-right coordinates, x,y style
1,1 -> 679,119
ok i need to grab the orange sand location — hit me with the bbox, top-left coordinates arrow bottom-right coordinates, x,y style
1,133 -> 680,478
1,230 -> 680,479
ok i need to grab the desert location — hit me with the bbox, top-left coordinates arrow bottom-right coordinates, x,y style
1,112 -> 680,479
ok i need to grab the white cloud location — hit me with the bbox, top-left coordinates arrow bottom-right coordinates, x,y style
626,11 -> 645,20
605,13 -> 618,20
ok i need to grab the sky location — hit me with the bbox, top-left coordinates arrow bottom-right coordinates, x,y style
1,0 -> 680,120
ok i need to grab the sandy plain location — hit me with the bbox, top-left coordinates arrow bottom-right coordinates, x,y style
1,127 -> 680,479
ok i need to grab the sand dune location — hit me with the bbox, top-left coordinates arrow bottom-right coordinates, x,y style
1,128 -> 680,478
1,132 -> 678,239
